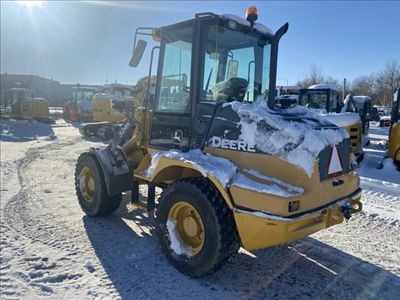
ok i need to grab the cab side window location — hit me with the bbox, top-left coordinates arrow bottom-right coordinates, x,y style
155,27 -> 193,114
330,91 -> 339,113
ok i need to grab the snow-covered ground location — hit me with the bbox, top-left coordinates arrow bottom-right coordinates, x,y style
1,116 -> 399,299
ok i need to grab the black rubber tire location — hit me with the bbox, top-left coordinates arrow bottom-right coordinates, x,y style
75,152 -> 122,217
155,177 -> 240,277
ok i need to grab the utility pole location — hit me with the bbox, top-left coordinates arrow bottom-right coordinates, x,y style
343,78 -> 346,97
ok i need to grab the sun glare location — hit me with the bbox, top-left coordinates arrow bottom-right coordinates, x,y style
18,1 -> 43,7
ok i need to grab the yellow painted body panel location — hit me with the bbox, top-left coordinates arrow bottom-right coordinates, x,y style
205,147 -> 359,217
135,146 -> 362,251
20,99 -> 49,118
342,123 -> 362,154
234,190 -> 361,251
92,97 -> 127,122
388,122 -> 400,161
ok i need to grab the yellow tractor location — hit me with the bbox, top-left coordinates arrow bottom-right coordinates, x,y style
379,89 -> 400,169
75,8 -> 362,277
1,87 -> 51,123
92,83 -> 136,123
79,79 -> 153,138
299,84 -> 365,163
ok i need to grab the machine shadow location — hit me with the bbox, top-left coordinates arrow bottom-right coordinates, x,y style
0,118 -> 55,142
83,196 -> 400,299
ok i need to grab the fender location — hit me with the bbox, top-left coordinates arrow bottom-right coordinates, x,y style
145,157 -> 234,209
90,146 -> 132,196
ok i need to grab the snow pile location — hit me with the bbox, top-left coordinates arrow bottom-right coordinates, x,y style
227,98 -> 348,177
143,149 -> 303,197
166,218 -> 193,257
318,112 -> 361,128
143,149 -> 237,187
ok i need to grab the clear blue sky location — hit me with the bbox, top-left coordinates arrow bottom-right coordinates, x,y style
1,1 -> 399,86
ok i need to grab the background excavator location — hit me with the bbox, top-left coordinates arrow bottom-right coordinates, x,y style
378,89 -> 400,169
78,78 -> 154,138
1,87 -> 51,123
63,85 -> 97,122
74,7 -> 362,277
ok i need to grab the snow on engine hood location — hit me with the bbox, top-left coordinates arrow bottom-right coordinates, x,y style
227,97 -> 349,177
142,149 -> 304,198
318,112 -> 361,128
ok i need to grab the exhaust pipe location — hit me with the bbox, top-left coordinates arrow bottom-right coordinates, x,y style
268,23 -> 289,110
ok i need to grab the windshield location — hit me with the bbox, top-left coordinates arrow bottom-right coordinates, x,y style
201,22 -> 271,103
74,89 -> 95,103
299,90 -> 329,112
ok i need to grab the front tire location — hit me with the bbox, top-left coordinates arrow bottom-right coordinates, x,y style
155,178 -> 240,277
75,152 -> 122,216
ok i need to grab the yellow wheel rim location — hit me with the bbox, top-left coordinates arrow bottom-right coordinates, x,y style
168,202 -> 205,255
79,166 -> 95,203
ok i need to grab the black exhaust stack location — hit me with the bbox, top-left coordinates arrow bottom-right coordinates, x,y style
268,23 -> 289,110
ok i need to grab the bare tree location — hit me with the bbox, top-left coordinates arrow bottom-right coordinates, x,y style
296,64 -> 323,87
296,64 -> 340,89
375,60 -> 400,106
350,75 -> 377,95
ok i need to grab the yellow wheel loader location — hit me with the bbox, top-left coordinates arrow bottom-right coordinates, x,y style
74,8 -> 362,277
1,87 -> 52,123
378,89 -> 400,169
299,85 -> 365,163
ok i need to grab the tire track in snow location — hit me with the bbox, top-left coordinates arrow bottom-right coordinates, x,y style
360,183 -> 400,226
1,138 -> 92,297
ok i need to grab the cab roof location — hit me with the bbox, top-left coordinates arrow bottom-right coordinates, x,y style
353,96 -> 371,103
308,84 -> 339,92
160,12 -> 274,37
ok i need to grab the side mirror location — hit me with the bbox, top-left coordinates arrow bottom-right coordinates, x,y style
129,39 -> 147,68
227,60 -> 238,79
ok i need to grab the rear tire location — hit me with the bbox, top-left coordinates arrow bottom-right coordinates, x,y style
75,152 -> 122,216
155,177 -> 240,277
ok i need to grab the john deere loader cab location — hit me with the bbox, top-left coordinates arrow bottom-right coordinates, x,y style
63,85 -> 96,122
75,8 -> 362,277
299,84 -> 364,162
1,87 -> 51,122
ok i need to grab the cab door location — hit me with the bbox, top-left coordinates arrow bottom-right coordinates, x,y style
149,25 -> 194,151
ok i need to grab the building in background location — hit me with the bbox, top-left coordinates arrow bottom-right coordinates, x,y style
0,73 -> 100,106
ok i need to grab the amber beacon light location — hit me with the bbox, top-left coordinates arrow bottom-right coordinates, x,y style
246,6 -> 258,23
